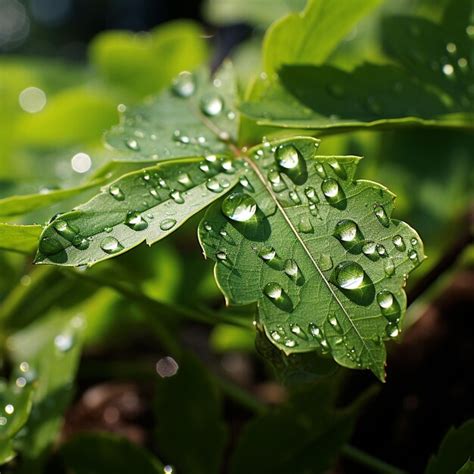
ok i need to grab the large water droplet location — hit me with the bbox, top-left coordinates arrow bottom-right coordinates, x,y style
100,236 -> 123,254
275,144 -> 307,184
334,220 -> 363,248
374,204 -> 390,227
125,211 -> 148,231
200,94 -> 224,116
263,282 -> 293,311
321,178 -> 346,208
172,71 -> 196,98
221,192 -> 257,222
362,241 -> 378,260
333,261 -> 365,290
377,290 -> 401,322
53,220 -> 78,241
160,219 -> 177,231
109,185 -> 125,201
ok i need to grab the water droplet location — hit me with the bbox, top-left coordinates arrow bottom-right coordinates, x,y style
374,205 -> 390,227
308,203 -> 319,217
53,220 -> 78,241
377,290 -> 401,322
0,416 -> 7,425
384,258 -> 395,276
72,235 -> 90,250
199,162 -> 211,174
308,323 -> 329,350
216,249 -> 227,261
386,324 -> 399,338
284,259 -> 304,285
125,211 -> 148,231
200,94 -> 224,116
328,159 -> 347,179
410,237 -> 418,247
271,330 -> 282,341
315,162 -> 326,178
289,323 -> 305,338
55,333 -> 74,352
172,71 -> 196,97
333,261 -> 365,290
5,404 -> 14,415
362,241 -> 377,259
321,178 -> 339,198
275,144 -> 307,184
160,219 -> 177,231
376,244 -> 387,257
284,338 -> 297,348
239,176 -> 254,192
288,190 -> 301,204
125,138 -> 140,151
298,215 -> 313,233
304,186 -> 319,203
318,254 -> 333,271
408,249 -> 418,262
170,190 -> 184,204
149,188 -> 160,199
221,159 -> 235,174
328,315 -> 343,334
334,219 -> 361,243
206,178 -> 223,193
393,235 -> 405,251
221,192 -> 257,222
177,172 -> 192,188
268,169 -> 287,193
446,42 -> 456,54
109,185 -> 125,201
442,64 -> 454,76
100,236 -> 123,254
263,282 -> 293,311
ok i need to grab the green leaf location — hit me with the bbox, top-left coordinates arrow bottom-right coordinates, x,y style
0,178 -> 107,218
263,0 -> 383,73
458,459 -> 474,474
242,0 -> 474,132
199,137 -> 425,380
0,224 -> 42,253
425,419 -> 474,474
154,353 -> 228,474
90,20 -> 209,98
59,432 -> 164,473
7,311 -> 85,469
35,157 -> 244,266
0,380 -> 34,465
105,62 -> 238,162
204,0 -> 305,28
229,380 -> 375,473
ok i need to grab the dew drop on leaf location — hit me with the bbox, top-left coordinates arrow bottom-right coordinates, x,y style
200,94 -> 224,116
125,138 -> 140,151
239,176 -> 254,192
284,259 -> 304,285
334,219 -> 360,243
109,185 -> 125,201
408,249 -> 418,262
384,257 -> 396,276
318,254 -> 333,271
328,159 -> 347,179
160,219 -> 177,231
216,249 -> 227,261
53,220 -> 78,241
304,186 -> 319,203
393,235 -> 405,251
221,192 -> 257,222
289,323 -> 305,338
172,71 -> 196,98
170,190 -> 184,204
377,290 -> 400,322
374,204 -> 390,227
333,261 -> 365,290
267,170 -> 287,193
386,324 -> 399,338
315,162 -> 327,178
177,172 -> 192,188
263,282 -> 292,311
72,235 -> 90,250
206,178 -> 223,193
321,178 -> 339,198
100,236 -> 123,254
125,211 -> 148,231
284,338 -> 297,348
275,144 -> 300,169
297,215 -> 313,233
362,241 -> 377,258
376,244 -> 387,257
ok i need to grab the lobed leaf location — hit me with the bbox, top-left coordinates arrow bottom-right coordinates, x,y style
105,62 -> 238,162
199,137 -> 425,380
36,157 -> 245,266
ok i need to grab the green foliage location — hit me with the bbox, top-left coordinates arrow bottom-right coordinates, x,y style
154,353 -> 228,474
425,419 -> 474,474
0,224 -> 42,253
58,432 -> 164,473
242,0 -> 474,133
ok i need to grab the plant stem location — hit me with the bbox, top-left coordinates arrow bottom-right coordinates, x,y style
342,445 -> 407,474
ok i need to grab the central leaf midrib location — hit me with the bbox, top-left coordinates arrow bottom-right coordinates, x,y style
242,154 -> 377,365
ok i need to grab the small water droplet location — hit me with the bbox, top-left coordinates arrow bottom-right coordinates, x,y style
160,219 -> 177,231
328,315 -> 343,334
125,211 -> 148,231
284,338 -> 297,348
288,190 -> 301,204
328,159 -> 347,179
321,178 -> 339,198
170,190 -> 184,204
289,323 -> 305,338
263,282 -> 292,311
304,186 -> 319,203
377,290 -> 401,322
374,204 -> 390,227
334,219 -> 361,243
284,259 -> 304,285
221,192 -> 257,222
221,158 -> 235,174
410,237 -> 418,247
109,185 -> 125,201
393,235 -> 405,251
72,235 -> 90,250
177,172 -> 192,188
200,94 -> 224,116
172,71 -> 196,97
297,215 -> 313,233
408,249 -> 418,262
386,324 -> 399,338
318,254 -> 333,271
239,176 -> 254,192
333,261 -> 365,290
216,249 -> 227,261
362,241 -> 377,259
199,162 -> 211,174
100,236 -> 123,254
315,162 -> 326,178
384,258 -> 396,276
53,220 -> 78,241
206,178 -> 223,193
125,138 -> 140,151
268,169 -> 287,193
271,330 -> 282,341
5,404 -> 14,415
55,333 -> 74,352
275,144 -> 307,184
376,244 -> 387,257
